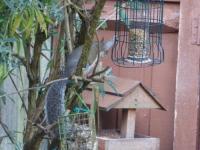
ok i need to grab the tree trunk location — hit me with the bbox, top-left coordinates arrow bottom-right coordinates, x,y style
23,30 -> 46,150
23,129 -> 44,150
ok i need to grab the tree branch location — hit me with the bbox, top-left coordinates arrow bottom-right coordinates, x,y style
30,30 -> 46,82
22,39 -> 33,80
48,22 -> 64,81
75,0 -> 106,75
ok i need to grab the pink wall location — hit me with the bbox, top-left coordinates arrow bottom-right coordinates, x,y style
98,30 -> 178,150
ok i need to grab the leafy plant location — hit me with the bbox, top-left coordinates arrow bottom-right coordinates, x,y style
0,0 -> 108,149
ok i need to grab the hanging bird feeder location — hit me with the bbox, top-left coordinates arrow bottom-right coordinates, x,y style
112,0 -> 164,67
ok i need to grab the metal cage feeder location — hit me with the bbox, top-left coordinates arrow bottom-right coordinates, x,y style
112,0 -> 164,67
58,112 -> 97,150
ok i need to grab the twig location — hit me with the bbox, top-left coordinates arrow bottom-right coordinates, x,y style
92,33 -> 100,75
64,1 -> 73,53
0,76 -> 104,98
68,0 -> 86,18
22,39 -> 33,80
0,78 -> 65,99
12,52 -> 33,81
88,66 -> 110,78
41,52 -> 50,61
27,120 -> 58,135
96,8 -> 116,30
8,73 -> 28,115
0,135 -> 7,144
11,53 -> 27,67
0,120 -> 15,144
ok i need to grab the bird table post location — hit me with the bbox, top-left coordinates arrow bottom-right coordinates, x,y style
120,109 -> 136,138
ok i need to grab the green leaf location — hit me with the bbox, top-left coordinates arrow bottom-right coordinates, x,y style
0,64 -> 9,85
98,19 -> 108,29
22,9 -> 35,38
0,38 -> 16,43
44,15 -> 54,25
42,59 -> 52,83
74,89 -> 89,111
11,13 -> 22,35
15,39 -> 21,54
105,79 -> 119,95
34,8 -> 47,36
98,83 -> 105,97
18,66 -> 24,88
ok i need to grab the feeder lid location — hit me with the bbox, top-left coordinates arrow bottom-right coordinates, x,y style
82,77 -> 166,111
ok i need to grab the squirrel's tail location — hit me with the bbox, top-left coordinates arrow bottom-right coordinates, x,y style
45,79 -> 69,125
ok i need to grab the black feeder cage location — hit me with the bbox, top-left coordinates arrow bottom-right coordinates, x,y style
112,0 -> 164,67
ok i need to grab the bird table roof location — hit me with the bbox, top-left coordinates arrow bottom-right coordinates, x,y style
82,77 -> 166,111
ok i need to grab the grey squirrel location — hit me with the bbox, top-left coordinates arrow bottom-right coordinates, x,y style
45,37 -> 115,137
